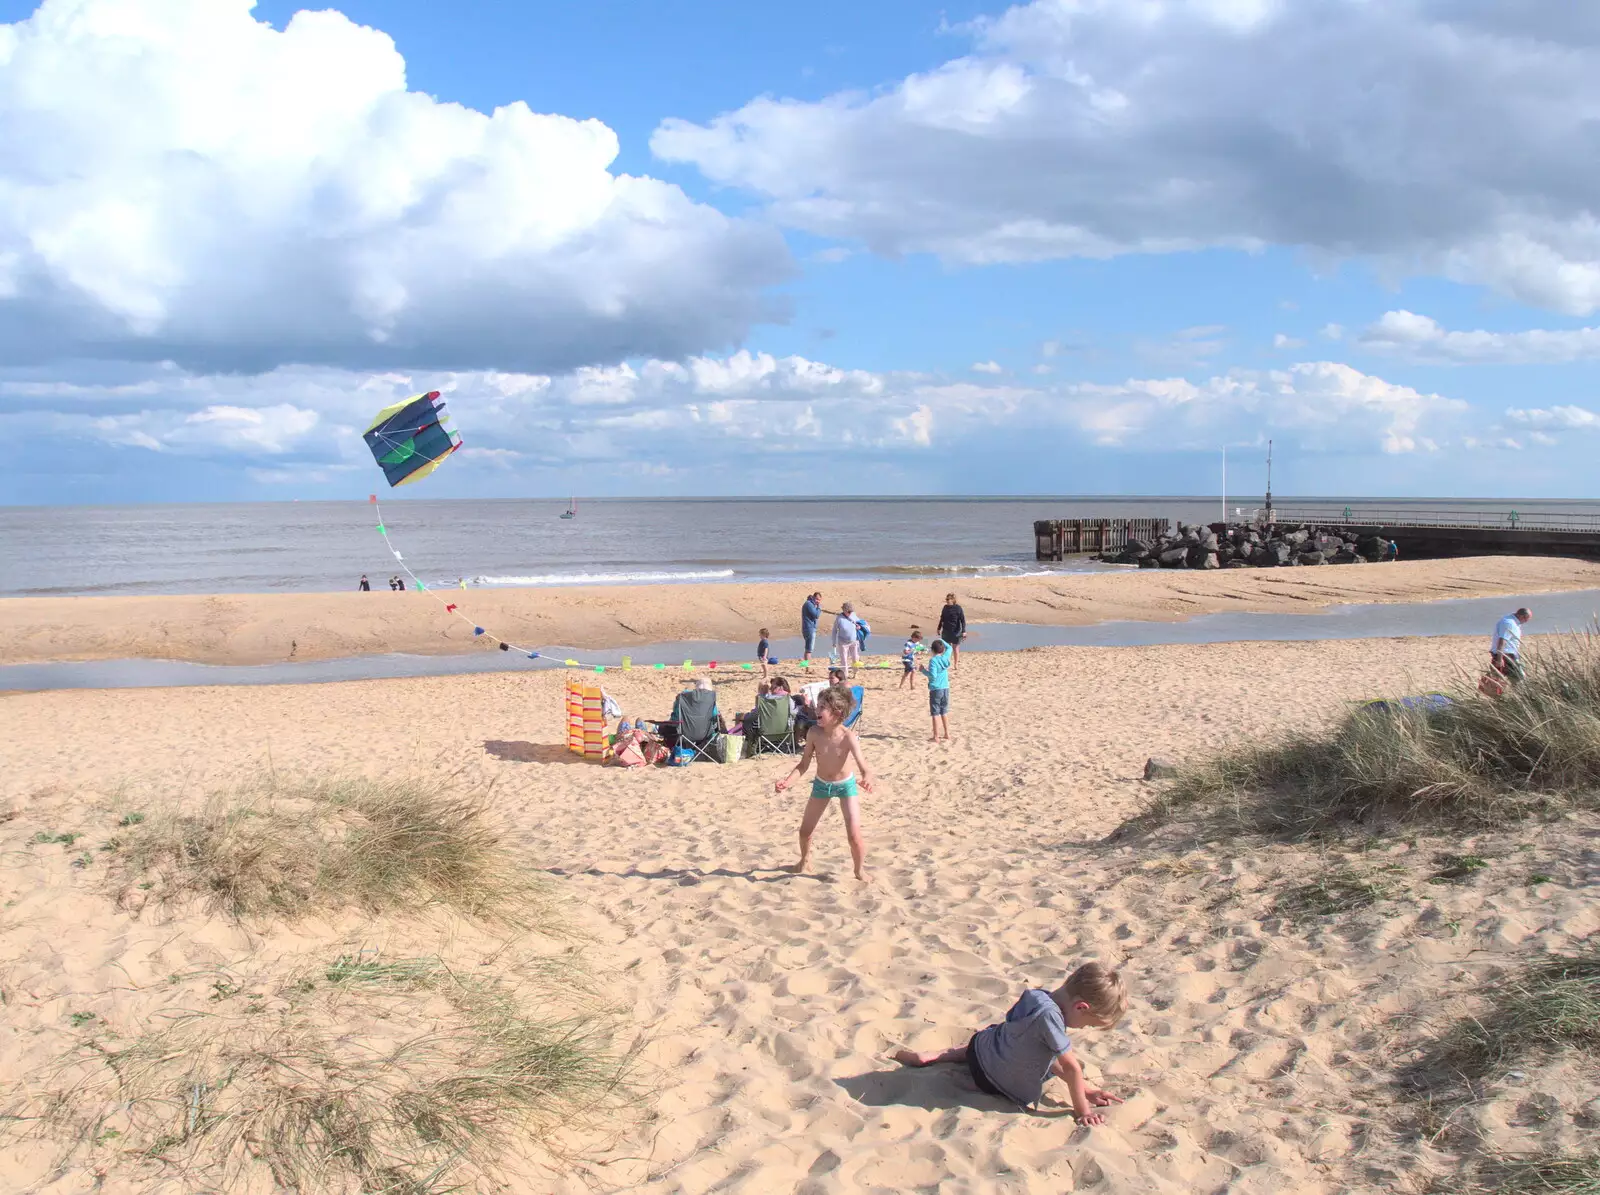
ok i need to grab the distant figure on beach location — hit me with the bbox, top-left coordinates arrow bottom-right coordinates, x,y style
938,593 -> 967,668
358,574 -> 370,591
757,628 -> 772,680
800,592 -> 822,661
899,630 -> 924,690
389,576 -> 401,591
774,685 -> 876,882
833,602 -> 861,676
920,639 -> 952,741
893,962 -> 1128,1124
458,577 -> 467,590
1491,607 -> 1532,684
1384,539 -> 1399,562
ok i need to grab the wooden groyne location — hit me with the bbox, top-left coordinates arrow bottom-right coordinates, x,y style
1035,518 -> 1171,562
1036,508 -> 1600,565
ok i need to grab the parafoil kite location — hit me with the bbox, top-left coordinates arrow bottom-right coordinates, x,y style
363,391 -> 462,487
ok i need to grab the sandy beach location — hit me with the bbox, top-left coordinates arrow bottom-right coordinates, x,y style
2,620 -> 1595,1192
3,555 -> 1600,666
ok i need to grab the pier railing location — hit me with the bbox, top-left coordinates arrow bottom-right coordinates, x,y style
1267,507 -> 1600,534
1035,517 -> 1170,561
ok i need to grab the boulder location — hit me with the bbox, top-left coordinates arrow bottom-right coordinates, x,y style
1258,541 -> 1292,567
1127,537 -> 1153,557
1297,550 -> 1325,566
1186,542 -> 1211,568
1222,560 -> 1251,568
1201,551 -> 1220,570
1138,555 -> 1160,568
1159,547 -> 1189,568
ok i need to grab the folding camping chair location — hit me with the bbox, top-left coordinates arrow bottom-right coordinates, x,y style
671,689 -> 724,763
844,685 -> 864,731
748,694 -> 797,756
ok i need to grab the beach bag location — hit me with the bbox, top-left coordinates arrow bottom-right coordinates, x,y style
1478,672 -> 1506,697
670,744 -> 695,767
612,737 -> 647,768
720,734 -> 744,765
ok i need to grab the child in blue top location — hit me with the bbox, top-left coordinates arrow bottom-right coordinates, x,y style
898,629 -> 924,690
919,638 -> 952,741
757,628 -> 771,680
894,962 -> 1127,1124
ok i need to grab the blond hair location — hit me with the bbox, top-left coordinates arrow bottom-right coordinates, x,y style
815,685 -> 854,722
1063,961 -> 1128,1025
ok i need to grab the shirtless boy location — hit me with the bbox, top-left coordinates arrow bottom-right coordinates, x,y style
774,685 -> 876,881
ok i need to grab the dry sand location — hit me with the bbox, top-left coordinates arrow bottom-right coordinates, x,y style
4,555 -> 1600,665
2,631 -> 1595,1192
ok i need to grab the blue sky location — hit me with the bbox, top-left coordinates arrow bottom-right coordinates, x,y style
1,0 -> 1598,503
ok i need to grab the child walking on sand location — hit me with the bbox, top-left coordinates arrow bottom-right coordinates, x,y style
919,638 -> 951,741
894,962 -> 1128,1125
898,629 -> 924,690
757,628 -> 772,679
774,685 -> 876,882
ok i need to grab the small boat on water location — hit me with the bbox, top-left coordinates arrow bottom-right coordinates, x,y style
560,496 -> 576,519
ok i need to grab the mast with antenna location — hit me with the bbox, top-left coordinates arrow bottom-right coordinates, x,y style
1264,439 -> 1274,526
1221,446 -> 1227,526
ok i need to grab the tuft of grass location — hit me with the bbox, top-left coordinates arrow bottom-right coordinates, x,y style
1277,865 -> 1403,916
64,955 -> 629,1193
1428,853 -> 1490,883
1138,628 -> 1600,838
1414,945 -> 1600,1090
1449,1153 -> 1600,1194
112,775 -> 542,924
32,831 -> 79,846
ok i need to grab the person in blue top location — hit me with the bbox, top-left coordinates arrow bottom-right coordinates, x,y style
894,961 -> 1127,1124
1491,607 -> 1531,684
919,638 -> 952,741
800,592 -> 822,662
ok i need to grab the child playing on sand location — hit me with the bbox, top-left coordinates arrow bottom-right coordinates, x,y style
774,685 -> 876,882
894,962 -> 1128,1125
919,638 -> 951,741
899,629 -> 924,690
757,628 -> 772,679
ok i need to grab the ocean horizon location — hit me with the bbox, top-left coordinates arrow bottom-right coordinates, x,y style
4,494 -> 1598,599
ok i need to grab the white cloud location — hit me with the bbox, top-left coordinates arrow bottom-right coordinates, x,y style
1505,405 -> 1600,432
0,0 -> 788,373
6,354 -> 1466,482
971,360 -> 1004,374
653,1 -> 1600,312
1359,310 -> 1600,364
1273,333 -> 1305,349
1322,324 -> 1345,341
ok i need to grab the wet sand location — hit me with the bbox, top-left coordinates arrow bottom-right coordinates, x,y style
3,555 -> 1598,665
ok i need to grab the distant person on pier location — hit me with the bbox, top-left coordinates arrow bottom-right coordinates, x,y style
358,574 -> 370,591
938,593 -> 967,669
1491,608 -> 1532,684
801,592 -> 823,662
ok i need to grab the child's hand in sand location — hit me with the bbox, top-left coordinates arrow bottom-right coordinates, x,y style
1074,1089 -> 1122,1125
774,775 -> 792,793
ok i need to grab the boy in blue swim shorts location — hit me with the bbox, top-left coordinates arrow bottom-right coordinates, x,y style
774,685 -> 877,882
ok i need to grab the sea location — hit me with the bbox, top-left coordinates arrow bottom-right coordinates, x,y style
2,495 -> 1598,598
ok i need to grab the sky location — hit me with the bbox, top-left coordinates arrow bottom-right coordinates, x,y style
1,0 -> 1599,504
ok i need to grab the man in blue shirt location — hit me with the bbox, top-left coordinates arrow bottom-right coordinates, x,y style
800,592 -> 822,661
1491,607 -> 1531,683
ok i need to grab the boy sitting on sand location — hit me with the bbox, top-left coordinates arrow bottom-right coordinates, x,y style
774,685 -> 876,882
894,962 -> 1127,1125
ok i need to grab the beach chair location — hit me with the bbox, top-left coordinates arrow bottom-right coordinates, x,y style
672,689 -> 723,763
844,685 -> 864,731
748,694 -> 797,756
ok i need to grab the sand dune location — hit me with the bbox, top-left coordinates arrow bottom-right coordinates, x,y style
2,634 -> 1594,1191
3,555 -> 1599,665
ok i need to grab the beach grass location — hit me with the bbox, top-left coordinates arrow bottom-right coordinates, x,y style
1418,945 -> 1600,1089
1445,1154 -> 1600,1194
1137,629 -> 1600,837
63,952 -> 629,1193
111,774 -> 543,924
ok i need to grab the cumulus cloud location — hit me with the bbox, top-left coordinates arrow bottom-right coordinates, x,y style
653,0 -> 1600,312
3,353 -> 1468,497
1273,333 -> 1305,350
0,0 -> 789,373
971,360 -> 1004,374
1504,405 -> 1600,432
1359,310 -> 1600,364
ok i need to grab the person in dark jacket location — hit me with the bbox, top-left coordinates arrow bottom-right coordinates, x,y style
358,574 -> 370,591
801,592 -> 823,661
937,592 -> 967,669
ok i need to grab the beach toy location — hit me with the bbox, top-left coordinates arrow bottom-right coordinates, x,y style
709,660 -> 719,670
654,662 -> 665,670
683,660 -> 693,670
622,656 -> 632,671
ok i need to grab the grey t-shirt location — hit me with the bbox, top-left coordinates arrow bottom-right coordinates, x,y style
971,988 -> 1072,1106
